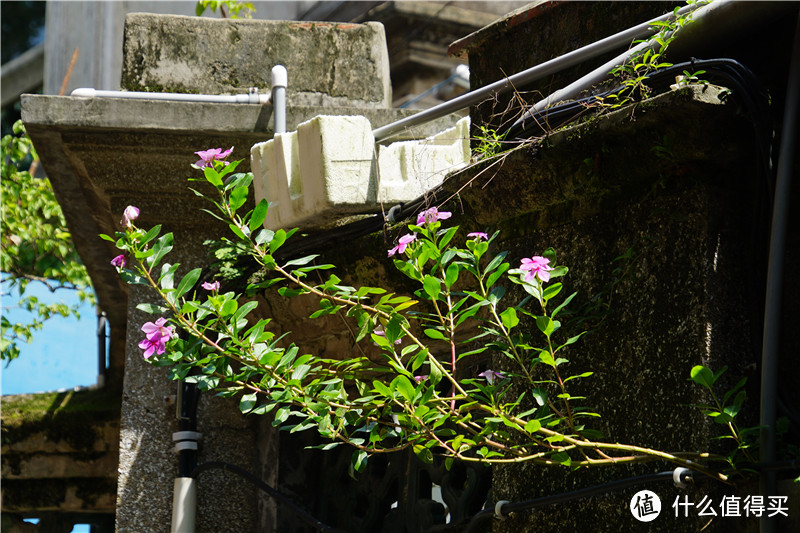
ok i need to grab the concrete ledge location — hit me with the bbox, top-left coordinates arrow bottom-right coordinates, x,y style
1,390 -> 120,513
122,14 -> 392,108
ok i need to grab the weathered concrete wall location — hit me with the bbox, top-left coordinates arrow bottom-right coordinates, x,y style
239,86 -> 797,532
427,86 -> 796,532
1,389 -> 120,516
122,14 -> 392,108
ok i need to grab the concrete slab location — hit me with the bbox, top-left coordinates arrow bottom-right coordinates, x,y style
122,14 -> 392,108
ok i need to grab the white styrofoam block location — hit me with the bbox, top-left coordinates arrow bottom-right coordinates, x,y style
297,115 -> 375,210
376,116 -> 470,204
251,115 -> 470,230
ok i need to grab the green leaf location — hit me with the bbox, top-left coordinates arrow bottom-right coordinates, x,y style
228,223 -> 247,240
551,291 -> 577,318
689,365 -> 715,390
137,302 -> 167,314
524,419 -> 542,433
249,199 -> 269,231
140,224 -> 163,246
240,393 -> 258,413
233,301 -> 259,323
175,268 -> 202,298
283,255 -> 319,268
220,299 -> 239,317
351,450 -> 368,474
422,275 -> 441,301
147,232 -> 174,268
500,307 -> 519,331
229,185 -> 249,213
423,328 -> 447,341
486,262 -> 510,289
392,375 -> 416,402
444,263 -> 460,288
550,451 -> 571,466
270,229 -> 288,254
536,315 -> 556,337
542,282 -> 562,302
413,444 -> 434,464
204,166 -> 223,187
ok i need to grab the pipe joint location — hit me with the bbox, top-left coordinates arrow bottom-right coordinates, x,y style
494,500 -> 511,520
672,467 -> 693,488
173,431 -> 202,453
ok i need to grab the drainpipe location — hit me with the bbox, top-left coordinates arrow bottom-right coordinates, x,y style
272,65 -> 287,134
371,1 -> 702,141
70,87 -> 271,104
96,309 -> 107,388
759,11 -> 800,533
171,380 -> 201,533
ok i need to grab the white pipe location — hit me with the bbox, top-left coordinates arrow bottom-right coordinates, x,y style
521,0 -> 733,119
271,65 -> 287,134
171,477 -> 197,533
70,87 -> 271,104
371,1 -> 702,141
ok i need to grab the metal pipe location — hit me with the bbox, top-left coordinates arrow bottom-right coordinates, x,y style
171,477 -> 197,533
271,65 -> 287,134
759,11 -> 800,533
70,87 -> 271,104
371,1 -> 701,141
515,0 -> 734,125
171,378 -> 200,533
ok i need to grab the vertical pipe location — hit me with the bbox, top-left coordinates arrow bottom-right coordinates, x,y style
172,379 -> 200,533
171,477 -> 197,533
272,65 -> 287,134
96,309 -> 107,388
759,11 -> 800,533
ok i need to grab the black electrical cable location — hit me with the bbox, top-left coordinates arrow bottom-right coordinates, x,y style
191,461 -> 342,533
458,460 -> 800,533
461,470 -> 677,533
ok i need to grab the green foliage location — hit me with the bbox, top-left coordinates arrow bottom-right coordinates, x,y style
472,125 -> 507,160
600,1 -> 705,109
195,0 -> 255,19
1,121 -> 95,361
105,151 -> 745,483
690,365 -> 758,468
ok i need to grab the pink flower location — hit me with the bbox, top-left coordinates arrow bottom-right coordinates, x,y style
138,317 -> 175,359
120,206 -> 139,228
416,207 -> 452,226
467,232 -> 488,240
520,256 -> 554,283
202,281 -> 220,291
194,147 -> 233,168
414,375 -> 428,383
110,255 -> 126,269
478,369 -> 506,385
388,233 -> 417,257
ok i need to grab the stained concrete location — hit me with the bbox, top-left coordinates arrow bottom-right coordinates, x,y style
22,58 -> 462,533
122,13 -> 392,108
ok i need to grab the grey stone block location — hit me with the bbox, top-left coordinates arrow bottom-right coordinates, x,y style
121,13 -> 392,108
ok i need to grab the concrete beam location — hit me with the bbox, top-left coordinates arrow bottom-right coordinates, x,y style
1,44 -> 44,108
1,390 -> 120,514
121,14 -> 392,108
